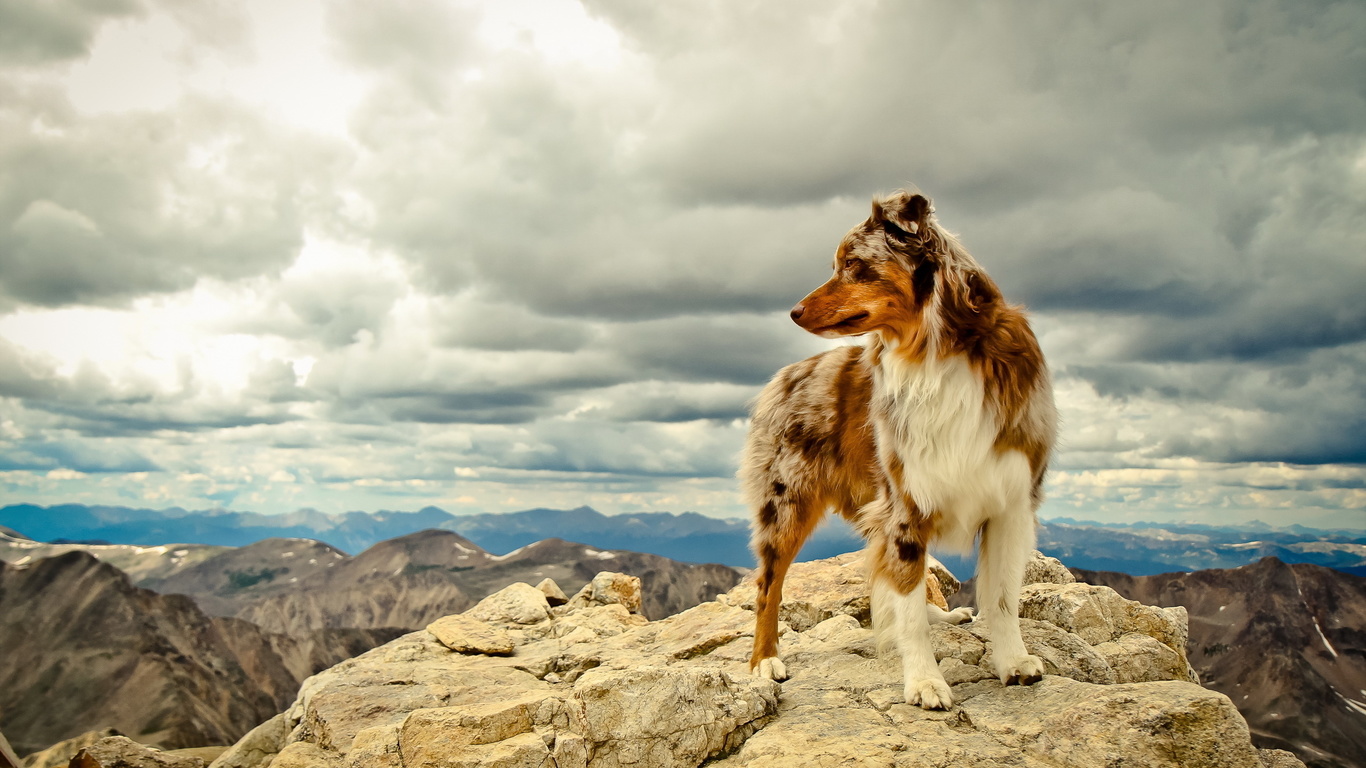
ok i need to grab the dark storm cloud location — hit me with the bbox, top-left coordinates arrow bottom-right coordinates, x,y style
0,0 -> 141,65
584,383 -> 752,424
606,314 -> 830,386
1069,342 -> 1366,465
0,434 -> 159,473
0,89 -> 345,308
593,1 -> 1366,206
431,296 -> 595,352
383,390 -> 547,425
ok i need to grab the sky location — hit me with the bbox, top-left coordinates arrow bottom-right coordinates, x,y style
0,0 -> 1363,530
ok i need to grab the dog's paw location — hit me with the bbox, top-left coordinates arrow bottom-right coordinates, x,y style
928,604 -> 974,625
942,607 -> 974,625
752,656 -> 788,682
905,677 -> 954,710
996,654 -> 1045,686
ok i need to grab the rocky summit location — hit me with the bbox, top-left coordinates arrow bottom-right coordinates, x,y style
209,552 -> 1306,768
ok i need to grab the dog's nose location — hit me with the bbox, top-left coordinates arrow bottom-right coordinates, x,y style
790,303 -> 805,322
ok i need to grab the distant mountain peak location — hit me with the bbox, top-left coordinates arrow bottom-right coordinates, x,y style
0,525 -> 28,540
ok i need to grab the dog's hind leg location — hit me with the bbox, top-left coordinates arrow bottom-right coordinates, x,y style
869,522 -> 952,710
976,509 -> 1044,686
749,496 -> 822,681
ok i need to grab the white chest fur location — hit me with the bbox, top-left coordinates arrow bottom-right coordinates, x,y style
872,354 -> 1031,551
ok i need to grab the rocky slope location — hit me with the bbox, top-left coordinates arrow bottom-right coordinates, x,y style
0,553 -> 400,756
208,552 -> 1304,768
5,526 -> 741,635
173,531 -> 740,634
0,529 -> 227,584
1076,558 -> 1366,768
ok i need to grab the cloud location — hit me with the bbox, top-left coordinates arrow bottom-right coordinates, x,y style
0,89 -> 348,307
0,0 -> 1363,527
0,0 -> 142,65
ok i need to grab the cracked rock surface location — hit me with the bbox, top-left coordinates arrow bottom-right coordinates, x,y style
209,556 -> 1302,768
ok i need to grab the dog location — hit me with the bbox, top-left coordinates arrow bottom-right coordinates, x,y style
739,190 -> 1057,710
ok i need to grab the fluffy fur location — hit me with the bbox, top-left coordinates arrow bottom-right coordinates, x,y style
740,190 -> 1057,709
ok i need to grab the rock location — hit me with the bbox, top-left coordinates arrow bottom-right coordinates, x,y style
468,582 -> 553,626
568,667 -> 777,767
958,677 -> 1261,768
566,573 -> 643,616
1022,551 -> 1076,585
399,692 -> 555,768
725,551 -> 871,630
926,555 -> 961,596
551,604 -> 648,641
924,569 -> 949,610
1258,749 -> 1309,767
211,560 -> 1286,768
536,578 -> 569,606
427,614 -> 515,655
19,729 -> 121,768
263,742 -> 339,768
157,752 -> 222,765
1094,632 -> 1191,684
206,713 -> 288,768
67,737 -> 204,768
973,618 -> 1116,685
1019,582 -> 1196,681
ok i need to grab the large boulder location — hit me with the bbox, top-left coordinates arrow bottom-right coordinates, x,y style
210,555 -> 1303,768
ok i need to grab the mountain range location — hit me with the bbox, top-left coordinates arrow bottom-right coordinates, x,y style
3,503 -> 1364,575
0,521 -> 741,758
0,551 -> 401,756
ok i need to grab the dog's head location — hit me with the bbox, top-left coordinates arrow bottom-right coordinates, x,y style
790,191 -> 942,341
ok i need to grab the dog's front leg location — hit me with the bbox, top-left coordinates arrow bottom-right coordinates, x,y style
870,523 -> 952,710
874,575 -> 952,709
977,511 -> 1044,686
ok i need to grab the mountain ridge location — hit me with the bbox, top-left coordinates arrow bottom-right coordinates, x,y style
5,502 -> 1364,574
1074,558 -> 1366,768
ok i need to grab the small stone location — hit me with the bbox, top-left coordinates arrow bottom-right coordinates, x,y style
536,578 -> 569,606
427,614 -> 516,655
468,582 -> 553,625
566,572 -> 644,616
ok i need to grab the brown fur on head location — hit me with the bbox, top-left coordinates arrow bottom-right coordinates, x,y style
789,190 -> 1005,361
788,192 -> 937,339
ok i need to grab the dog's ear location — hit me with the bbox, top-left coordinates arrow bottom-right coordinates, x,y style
872,191 -> 932,241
